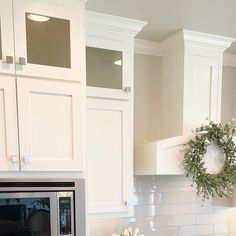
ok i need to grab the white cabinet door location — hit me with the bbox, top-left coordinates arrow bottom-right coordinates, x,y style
86,40 -> 133,101
0,0 -> 15,75
87,98 -> 133,214
13,0 -> 84,81
0,76 -> 19,171
17,78 -> 83,171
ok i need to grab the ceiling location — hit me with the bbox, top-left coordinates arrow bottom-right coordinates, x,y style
85,0 -> 236,53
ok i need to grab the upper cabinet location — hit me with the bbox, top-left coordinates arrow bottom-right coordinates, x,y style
0,0 -> 15,75
0,0 -> 85,81
0,0 -> 86,172
86,11 -> 146,215
86,11 -> 143,101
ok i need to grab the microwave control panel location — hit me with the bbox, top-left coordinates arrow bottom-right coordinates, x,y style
59,197 -> 72,235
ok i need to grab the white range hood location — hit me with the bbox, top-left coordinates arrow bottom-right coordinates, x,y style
134,136 -> 189,175
134,30 -> 235,175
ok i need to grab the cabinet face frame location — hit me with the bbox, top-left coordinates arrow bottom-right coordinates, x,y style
87,98 -> 133,214
86,36 -> 133,101
17,78 -> 83,172
0,76 -> 19,171
13,0 -> 83,81
0,0 -> 15,75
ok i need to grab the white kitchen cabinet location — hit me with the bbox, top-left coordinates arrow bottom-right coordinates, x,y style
0,77 -> 84,172
0,76 -> 19,171
0,0 -> 86,172
0,0 -> 84,81
17,78 -> 83,171
86,11 -> 146,215
13,0 -> 83,81
0,0 -> 15,75
87,98 -> 132,214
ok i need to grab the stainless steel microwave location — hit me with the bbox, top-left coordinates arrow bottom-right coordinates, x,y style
0,179 -> 86,236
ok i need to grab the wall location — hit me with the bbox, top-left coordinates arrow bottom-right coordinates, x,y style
89,175 -> 233,236
134,54 -> 162,144
89,53 -> 236,236
221,66 -> 236,124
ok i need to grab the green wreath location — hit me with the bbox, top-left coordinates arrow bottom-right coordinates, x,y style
184,121 -> 236,199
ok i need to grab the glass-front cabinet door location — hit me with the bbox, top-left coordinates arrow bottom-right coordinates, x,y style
86,42 -> 132,100
13,0 -> 82,81
0,0 -> 15,75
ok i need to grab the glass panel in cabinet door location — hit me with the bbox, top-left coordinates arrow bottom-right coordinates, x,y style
25,13 -> 71,68
0,197 -> 51,235
86,47 -> 123,89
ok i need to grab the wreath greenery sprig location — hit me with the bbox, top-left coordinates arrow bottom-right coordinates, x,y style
184,121 -> 236,199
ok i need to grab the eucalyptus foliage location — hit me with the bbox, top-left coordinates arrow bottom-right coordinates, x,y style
184,121 -> 236,199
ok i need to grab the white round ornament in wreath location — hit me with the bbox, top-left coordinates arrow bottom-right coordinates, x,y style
184,121 -> 236,199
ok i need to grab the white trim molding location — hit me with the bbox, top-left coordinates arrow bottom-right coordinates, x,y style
135,30 -> 236,56
182,30 -> 235,51
86,11 -> 147,38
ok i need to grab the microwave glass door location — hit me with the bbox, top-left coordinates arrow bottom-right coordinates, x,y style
0,192 -> 57,235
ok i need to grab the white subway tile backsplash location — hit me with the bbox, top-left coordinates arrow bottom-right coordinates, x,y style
197,213 -> 227,224
178,203 -> 215,214
178,224 -> 214,236
156,204 -> 179,216
89,176 -> 232,236
214,224 -> 228,234
162,191 -> 197,203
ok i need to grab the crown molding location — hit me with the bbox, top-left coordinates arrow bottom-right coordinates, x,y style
134,30 -> 236,57
182,30 -> 235,51
86,11 -> 147,38
134,39 -> 162,56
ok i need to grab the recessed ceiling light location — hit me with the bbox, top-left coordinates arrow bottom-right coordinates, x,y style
114,60 -> 122,66
27,14 -> 50,22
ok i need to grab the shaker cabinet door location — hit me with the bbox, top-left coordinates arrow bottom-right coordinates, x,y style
0,76 -> 19,171
87,98 -> 133,214
13,0 -> 83,81
0,0 -> 15,75
17,78 -> 83,171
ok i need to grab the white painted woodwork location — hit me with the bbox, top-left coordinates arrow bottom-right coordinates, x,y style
13,0 -> 84,81
87,98 -> 132,214
86,12 -> 145,215
160,30 -> 235,138
17,78 -> 83,171
183,55 -> 221,132
0,76 -> 19,171
86,11 -> 146,100
134,30 -> 235,175
134,136 -> 190,175
0,0 -> 15,75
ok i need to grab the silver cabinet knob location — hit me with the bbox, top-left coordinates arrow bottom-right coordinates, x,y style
11,155 -> 19,164
123,87 -> 131,93
16,57 -> 27,65
4,56 -> 14,64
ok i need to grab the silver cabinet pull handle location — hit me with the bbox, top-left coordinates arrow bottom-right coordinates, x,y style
11,155 -> 19,164
123,87 -> 131,93
4,56 -> 14,64
16,57 -> 27,65
23,156 -> 32,164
